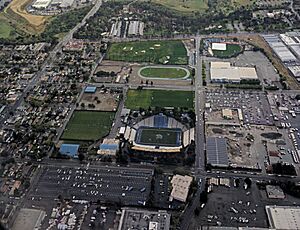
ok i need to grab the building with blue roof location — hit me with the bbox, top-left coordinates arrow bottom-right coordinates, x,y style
98,139 -> 119,156
84,86 -> 97,93
59,144 -> 80,158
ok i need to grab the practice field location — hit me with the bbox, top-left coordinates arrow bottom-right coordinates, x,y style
125,89 -> 194,110
135,127 -> 182,147
213,44 -> 242,58
107,40 -> 188,65
61,111 -> 115,141
139,66 -> 190,79
0,18 -> 15,38
149,0 -> 253,13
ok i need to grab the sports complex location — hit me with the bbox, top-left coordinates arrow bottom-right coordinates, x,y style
124,114 -> 194,153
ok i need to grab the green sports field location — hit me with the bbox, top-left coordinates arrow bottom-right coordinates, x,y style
125,89 -> 194,109
139,66 -> 189,79
107,40 -> 188,65
136,127 -> 181,147
61,111 -> 115,141
213,44 -> 242,58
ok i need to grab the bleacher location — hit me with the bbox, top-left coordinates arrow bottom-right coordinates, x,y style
154,114 -> 168,128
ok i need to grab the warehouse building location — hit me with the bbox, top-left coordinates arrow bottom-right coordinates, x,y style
206,137 -> 229,167
32,0 -> 51,9
265,206 -> 300,229
210,62 -> 258,83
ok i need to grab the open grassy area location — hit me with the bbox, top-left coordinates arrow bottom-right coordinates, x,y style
213,44 -> 242,58
125,89 -> 194,109
139,66 -> 189,79
150,0 -> 253,13
61,111 -> 115,141
0,18 -> 14,38
136,127 -> 181,146
152,0 -> 208,13
107,40 -> 188,65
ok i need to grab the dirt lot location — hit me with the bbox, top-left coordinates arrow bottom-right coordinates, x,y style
5,0 -> 50,33
93,60 -> 131,83
206,109 -> 240,125
78,88 -> 119,111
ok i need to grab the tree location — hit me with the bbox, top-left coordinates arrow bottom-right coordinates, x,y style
194,208 -> 200,216
78,153 -> 85,162
244,177 -> 252,188
200,191 -> 208,203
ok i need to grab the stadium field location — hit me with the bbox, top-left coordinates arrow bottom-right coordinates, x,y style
107,40 -> 188,65
213,44 -> 242,58
61,111 -> 115,141
135,127 -> 181,147
125,89 -> 194,110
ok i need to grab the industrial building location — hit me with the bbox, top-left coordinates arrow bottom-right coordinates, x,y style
118,208 -> 171,230
169,174 -> 193,203
266,185 -> 285,199
263,34 -> 298,63
206,137 -> 229,167
210,62 -> 258,83
32,0 -> 51,9
265,205 -> 300,229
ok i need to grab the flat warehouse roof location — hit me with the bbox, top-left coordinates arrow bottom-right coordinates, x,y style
206,137 -> 229,167
266,206 -> 300,229
210,67 -> 258,81
212,43 -> 227,51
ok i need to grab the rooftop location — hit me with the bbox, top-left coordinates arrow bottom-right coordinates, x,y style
169,174 -> 193,203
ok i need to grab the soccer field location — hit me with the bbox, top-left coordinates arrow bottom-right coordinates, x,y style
135,127 -> 181,147
61,111 -> 115,141
125,89 -> 194,110
107,40 -> 188,65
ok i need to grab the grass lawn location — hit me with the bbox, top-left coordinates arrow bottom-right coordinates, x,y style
213,44 -> 242,58
107,40 -> 188,65
0,18 -> 15,38
152,0 -> 208,13
61,111 -> 115,141
136,127 -> 181,146
125,89 -> 194,109
139,66 -> 189,79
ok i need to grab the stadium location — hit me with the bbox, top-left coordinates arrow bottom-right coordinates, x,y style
124,114 -> 194,153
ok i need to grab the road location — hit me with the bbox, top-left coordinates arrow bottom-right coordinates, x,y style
180,36 -> 206,230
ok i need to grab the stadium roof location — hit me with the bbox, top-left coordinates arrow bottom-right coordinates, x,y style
59,144 -> 79,157
84,86 -> 97,93
206,137 -> 229,167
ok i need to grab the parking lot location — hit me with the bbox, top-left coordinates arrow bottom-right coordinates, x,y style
29,165 -> 153,206
153,174 -> 170,209
205,90 -> 273,125
189,178 -> 268,228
